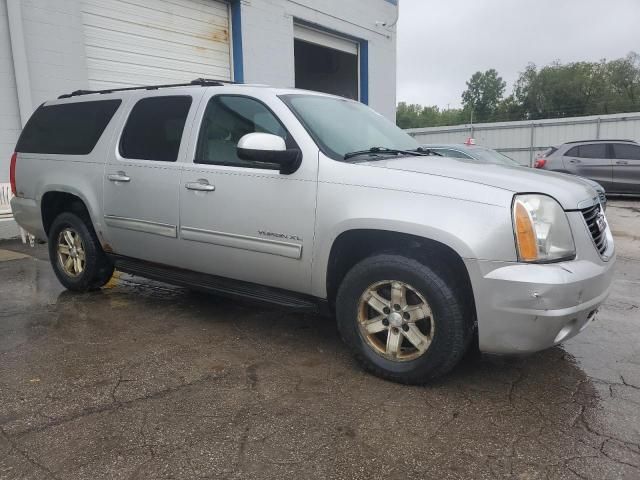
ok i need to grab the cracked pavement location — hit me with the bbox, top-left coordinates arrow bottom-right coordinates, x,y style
0,200 -> 639,479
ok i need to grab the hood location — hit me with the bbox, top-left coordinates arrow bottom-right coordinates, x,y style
358,156 -> 597,210
575,176 -> 604,192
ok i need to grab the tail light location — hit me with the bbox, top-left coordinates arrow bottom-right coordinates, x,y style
9,152 -> 17,195
534,158 -> 547,169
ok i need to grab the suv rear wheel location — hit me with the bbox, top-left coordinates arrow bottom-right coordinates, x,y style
336,254 -> 471,384
48,212 -> 114,292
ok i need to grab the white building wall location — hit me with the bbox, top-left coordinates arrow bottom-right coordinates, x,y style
241,0 -> 398,119
0,0 -> 21,180
20,0 -> 89,107
407,112 -> 640,166
0,0 -> 88,182
0,0 -> 397,184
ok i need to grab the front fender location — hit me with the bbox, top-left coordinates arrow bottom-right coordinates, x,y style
311,182 -> 517,298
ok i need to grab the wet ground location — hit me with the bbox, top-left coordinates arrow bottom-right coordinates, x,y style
1,200 -> 639,480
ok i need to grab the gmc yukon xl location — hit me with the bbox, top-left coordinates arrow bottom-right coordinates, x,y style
10,79 -> 615,384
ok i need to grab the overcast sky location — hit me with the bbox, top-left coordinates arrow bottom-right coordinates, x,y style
396,0 -> 640,109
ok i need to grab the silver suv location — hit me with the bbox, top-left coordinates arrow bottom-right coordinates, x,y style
10,80 -> 615,384
535,139 -> 640,195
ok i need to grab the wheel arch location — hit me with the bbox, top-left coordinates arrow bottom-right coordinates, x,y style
323,229 -> 476,320
41,190 -> 94,236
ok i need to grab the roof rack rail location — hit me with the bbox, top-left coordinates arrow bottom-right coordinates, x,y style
58,78 -> 236,99
564,139 -> 636,144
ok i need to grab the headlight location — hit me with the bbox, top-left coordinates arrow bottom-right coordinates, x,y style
512,194 -> 575,262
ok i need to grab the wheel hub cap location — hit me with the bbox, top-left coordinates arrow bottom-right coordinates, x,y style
388,312 -> 403,327
357,280 -> 435,362
56,228 -> 86,277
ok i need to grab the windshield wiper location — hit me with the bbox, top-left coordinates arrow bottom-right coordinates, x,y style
343,146 -> 442,161
412,147 -> 442,156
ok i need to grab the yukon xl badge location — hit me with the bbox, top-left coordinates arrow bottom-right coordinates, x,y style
258,230 -> 303,242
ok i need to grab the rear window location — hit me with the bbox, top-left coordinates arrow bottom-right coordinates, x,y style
542,147 -> 558,157
120,96 -> 192,162
15,100 -> 121,155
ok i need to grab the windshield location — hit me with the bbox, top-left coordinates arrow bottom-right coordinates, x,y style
471,147 -> 521,166
280,94 -> 419,160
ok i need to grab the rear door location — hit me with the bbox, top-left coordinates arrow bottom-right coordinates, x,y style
563,143 -> 613,190
102,90 -> 203,264
611,143 -> 640,194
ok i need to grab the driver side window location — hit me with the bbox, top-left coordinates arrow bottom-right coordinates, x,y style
195,95 -> 291,168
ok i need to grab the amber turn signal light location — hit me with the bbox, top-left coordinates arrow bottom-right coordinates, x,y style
514,201 -> 538,261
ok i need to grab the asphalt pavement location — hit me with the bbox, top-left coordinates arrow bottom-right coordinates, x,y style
0,200 -> 639,479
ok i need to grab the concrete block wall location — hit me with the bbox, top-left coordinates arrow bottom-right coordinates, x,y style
20,0 -> 89,107
241,0 -> 398,119
0,0 -> 398,184
0,0 -> 21,181
0,0 -> 89,182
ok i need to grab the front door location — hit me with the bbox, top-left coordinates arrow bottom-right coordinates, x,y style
611,142 -> 640,194
563,143 -> 613,190
178,93 -> 318,294
103,91 -> 201,264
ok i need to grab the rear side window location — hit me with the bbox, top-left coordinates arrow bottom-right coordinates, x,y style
566,144 -> 606,159
612,143 -> 640,160
120,96 -> 192,162
16,100 -> 121,154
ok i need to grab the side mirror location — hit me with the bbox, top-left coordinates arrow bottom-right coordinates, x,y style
237,132 -> 301,174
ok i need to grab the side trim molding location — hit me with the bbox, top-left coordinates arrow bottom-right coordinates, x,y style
104,215 -> 177,238
180,226 -> 302,259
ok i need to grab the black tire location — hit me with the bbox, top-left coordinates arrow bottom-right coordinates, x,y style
336,254 -> 471,384
48,211 -> 114,292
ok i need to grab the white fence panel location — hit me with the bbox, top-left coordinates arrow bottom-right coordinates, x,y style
0,183 -> 13,218
406,112 -> 640,166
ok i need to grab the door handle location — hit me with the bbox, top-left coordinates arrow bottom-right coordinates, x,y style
185,180 -> 215,192
568,159 -> 581,164
616,160 -> 629,165
107,172 -> 130,182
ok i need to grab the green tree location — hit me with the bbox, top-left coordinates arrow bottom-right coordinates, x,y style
396,102 -> 423,128
396,52 -> 640,128
461,69 -> 506,122
396,102 -> 464,128
606,52 -> 640,111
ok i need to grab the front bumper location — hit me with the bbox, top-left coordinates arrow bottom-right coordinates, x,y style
466,211 -> 616,354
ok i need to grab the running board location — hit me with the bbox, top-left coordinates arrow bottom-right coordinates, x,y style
110,255 -> 321,313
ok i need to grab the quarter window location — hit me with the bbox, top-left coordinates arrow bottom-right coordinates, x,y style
566,144 -> 606,159
16,100 -> 121,155
120,96 -> 192,162
195,95 -> 292,168
612,143 -> 640,160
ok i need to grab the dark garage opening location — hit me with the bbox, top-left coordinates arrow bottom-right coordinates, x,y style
294,39 -> 358,100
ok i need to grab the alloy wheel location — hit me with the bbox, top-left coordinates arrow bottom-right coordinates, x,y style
357,280 -> 435,362
57,228 -> 86,277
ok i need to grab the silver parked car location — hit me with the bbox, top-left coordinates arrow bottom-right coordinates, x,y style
424,143 -> 607,209
10,80 -> 615,384
535,139 -> 640,195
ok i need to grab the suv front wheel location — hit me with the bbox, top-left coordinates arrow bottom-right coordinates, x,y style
48,212 -> 114,292
336,254 -> 471,384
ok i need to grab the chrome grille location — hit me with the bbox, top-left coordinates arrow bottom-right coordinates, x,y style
581,203 -> 608,255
